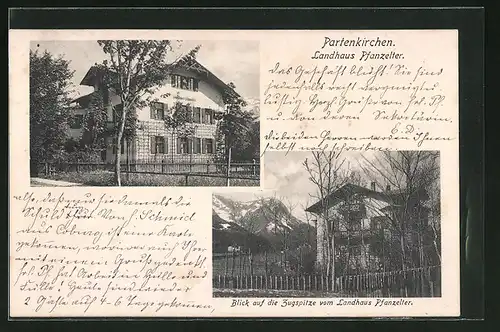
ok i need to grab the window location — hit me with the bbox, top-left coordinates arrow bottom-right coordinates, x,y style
150,102 -> 166,120
203,138 -> 215,154
371,216 -> 386,231
177,137 -> 190,154
348,213 -> 362,231
180,76 -> 190,90
193,107 -> 201,124
70,114 -> 84,129
204,109 -> 215,124
170,74 -> 199,91
150,136 -> 167,154
193,138 -> 201,154
176,104 -> 193,122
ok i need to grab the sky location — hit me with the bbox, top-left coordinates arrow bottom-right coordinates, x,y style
30,40 -> 260,101
219,151 -> 373,222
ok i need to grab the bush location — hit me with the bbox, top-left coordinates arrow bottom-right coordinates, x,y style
41,171 -> 259,187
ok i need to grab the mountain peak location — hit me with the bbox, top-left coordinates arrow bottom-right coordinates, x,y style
212,194 -> 302,235
212,194 -> 316,253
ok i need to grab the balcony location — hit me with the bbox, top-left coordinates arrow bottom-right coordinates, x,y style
333,229 -> 378,245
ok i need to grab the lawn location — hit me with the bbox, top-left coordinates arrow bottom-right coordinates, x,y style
39,170 -> 259,187
213,288 -> 340,298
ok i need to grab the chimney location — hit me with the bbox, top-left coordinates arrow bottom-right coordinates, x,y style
386,184 -> 391,191
370,182 -> 376,191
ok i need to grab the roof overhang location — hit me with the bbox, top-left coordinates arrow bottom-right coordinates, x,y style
72,91 -> 99,106
80,56 -> 242,101
305,183 -> 393,214
305,183 -> 429,214
173,55 -> 241,100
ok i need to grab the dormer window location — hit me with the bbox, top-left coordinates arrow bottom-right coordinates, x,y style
171,74 -> 199,91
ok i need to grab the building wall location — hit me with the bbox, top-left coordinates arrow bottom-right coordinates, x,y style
314,196 -> 391,273
68,107 -> 87,140
99,67 -> 225,163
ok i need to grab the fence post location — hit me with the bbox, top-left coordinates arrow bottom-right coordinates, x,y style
162,159 -> 166,173
252,158 -> 256,176
127,157 -> 131,182
249,249 -> 253,276
45,162 -> 49,176
231,252 -> 235,277
76,160 -> 80,173
206,160 -> 210,174
264,251 -> 268,276
189,146 -> 193,173
184,174 -> 189,186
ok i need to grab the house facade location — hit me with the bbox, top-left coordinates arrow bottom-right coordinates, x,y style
69,56 -> 239,164
305,182 -> 432,275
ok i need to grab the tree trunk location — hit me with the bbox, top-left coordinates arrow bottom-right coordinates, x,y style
430,221 -> 442,264
331,232 -> 335,291
114,106 -> 127,186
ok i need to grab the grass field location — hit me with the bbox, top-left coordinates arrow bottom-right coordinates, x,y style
213,288 -> 339,298
38,170 -> 259,187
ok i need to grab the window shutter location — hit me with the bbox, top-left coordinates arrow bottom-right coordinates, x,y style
210,110 -> 215,124
150,136 -> 156,154
164,137 -> 168,154
194,79 -> 199,91
201,108 -> 206,124
196,138 -> 201,154
176,137 -> 181,154
150,104 -> 155,119
212,139 -> 216,154
162,103 -> 168,120
201,138 -> 206,154
188,138 -> 193,154
171,75 -> 176,87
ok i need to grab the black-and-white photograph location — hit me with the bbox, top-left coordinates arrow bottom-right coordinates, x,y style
212,150 -> 441,298
29,40 -> 260,187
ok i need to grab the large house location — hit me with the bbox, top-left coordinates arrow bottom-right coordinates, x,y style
305,182 -> 433,275
69,56 -> 241,163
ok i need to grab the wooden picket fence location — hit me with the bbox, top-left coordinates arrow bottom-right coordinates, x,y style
39,159 -> 259,178
213,265 -> 441,297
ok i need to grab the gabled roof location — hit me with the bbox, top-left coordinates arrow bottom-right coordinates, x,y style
172,54 -> 241,100
304,183 -> 428,214
305,183 -> 390,214
71,91 -> 99,106
79,55 -> 241,100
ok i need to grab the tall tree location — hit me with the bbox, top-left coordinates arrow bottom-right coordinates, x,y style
215,83 -> 256,164
164,101 -> 196,161
303,151 -> 349,287
359,151 -> 441,270
96,40 -> 199,185
80,93 -> 107,156
29,49 -> 74,175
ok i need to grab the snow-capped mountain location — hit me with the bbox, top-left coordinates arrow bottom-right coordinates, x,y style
213,194 -> 301,234
212,194 -> 315,253
243,97 -> 260,117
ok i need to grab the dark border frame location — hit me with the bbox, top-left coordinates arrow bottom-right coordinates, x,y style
7,7 -> 484,324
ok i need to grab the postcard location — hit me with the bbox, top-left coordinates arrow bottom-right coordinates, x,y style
9,29 -> 459,317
